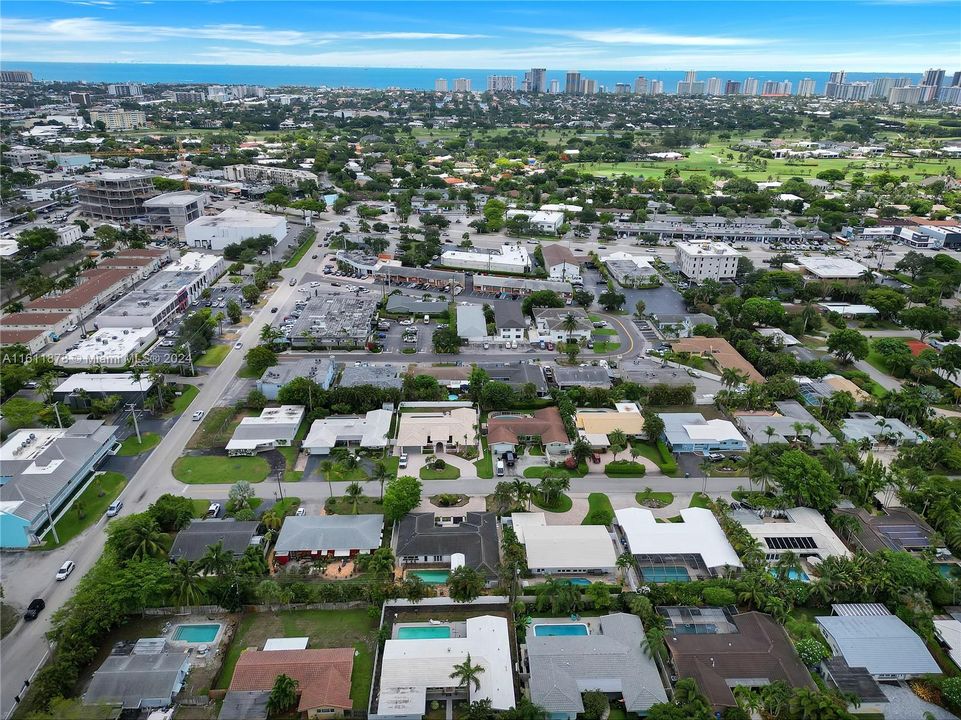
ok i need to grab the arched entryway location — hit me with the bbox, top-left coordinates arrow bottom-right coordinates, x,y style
435,441 -> 444,454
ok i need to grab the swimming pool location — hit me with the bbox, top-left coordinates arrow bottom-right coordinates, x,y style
567,578 -> 592,586
397,625 -> 452,639
770,568 -> 810,582
173,623 -> 221,643
408,570 -> 450,584
447,394 -> 460,401
640,566 -> 691,583
936,563 -> 960,579
533,623 -> 590,637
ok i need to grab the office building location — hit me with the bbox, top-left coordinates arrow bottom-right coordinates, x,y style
706,77 -> 723,95
107,83 -> 142,97
88,109 -> 147,130
143,191 -> 207,234
565,71 -> 581,94
633,76 -> 648,94
675,240 -> 740,282
825,71 -> 847,98
288,293 -> 378,349
486,75 -> 516,92
524,67 -> 546,93
434,78 -> 448,92
78,170 -> 157,221
724,80 -> 741,95
797,78 -> 816,96
889,85 -> 924,105
453,78 -> 471,92
743,77 -> 759,96
0,70 -> 33,83
440,243 -> 531,273
185,208 -> 286,251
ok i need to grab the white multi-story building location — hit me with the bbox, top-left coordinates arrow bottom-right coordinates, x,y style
675,240 -> 740,282
706,77 -> 723,96
797,78 -> 816,96
222,164 -> 317,185
434,78 -> 448,92
889,86 -> 924,105
487,75 -> 516,92
88,109 -> 147,130
185,208 -> 287,251
107,83 -> 142,97
453,78 -> 472,92
440,243 -> 531,274
743,77 -> 759,96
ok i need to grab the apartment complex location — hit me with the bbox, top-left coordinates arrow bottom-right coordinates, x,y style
675,240 -> 740,282
78,170 -> 157,221
88,109 -> 147,130
222,164 -> 317,185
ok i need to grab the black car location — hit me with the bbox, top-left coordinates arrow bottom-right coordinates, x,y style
24,598 -> 45,621
271,307 -> 278,313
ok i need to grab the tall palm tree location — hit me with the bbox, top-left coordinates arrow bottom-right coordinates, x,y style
615,552 -> 634,585
371,459 -> 390,500
492,482 -> 516,516
345,481 -> 365,514
720,367 -> 748,389
608,429 -> 627,460
126,520 -> 166,561
774,550 -> 802,582
512,479 -> 533,511
36,372 -> 58,404
320,459 -> 335,497
561,313 -> 579,344
198,540 -> 234,576
449,654 -> 485,693
171,559 -> 204,608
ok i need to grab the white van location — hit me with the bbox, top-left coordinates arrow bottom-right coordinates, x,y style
496,460 -> 505,477
423,315 -> 430,325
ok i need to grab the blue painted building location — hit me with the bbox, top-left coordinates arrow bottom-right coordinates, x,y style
661,413 -> 748,454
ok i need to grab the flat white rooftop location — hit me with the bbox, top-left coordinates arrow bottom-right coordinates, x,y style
675,240 -> 740,257
615,507 -> 742,570
799,256 -> 870,278
164,251 -> 222,273
187,208 -> 284,228
144,191 -> 205,208
61,327 -> 154,366
54,372 -> 151,395
512,513 -> 617,570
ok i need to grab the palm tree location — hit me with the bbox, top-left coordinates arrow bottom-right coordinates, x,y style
345,481 -> 365,514
126,520 -> 166,560
198,540 -> 234,576
615,552 -> 634,585
774,550 -> 802,582
561,313 -> 579,344
320,459 -> 335,497
512,479 -> 533,510
608,429 -> 627,461
449,654 -> 485,693
267,674 -> 299,714
535,577 -> 581,615
492,482 -> 516,516
720,367 -> 748,389
371,459 -> 390,500
36,372 -> 58,404
171,559 -> 204,608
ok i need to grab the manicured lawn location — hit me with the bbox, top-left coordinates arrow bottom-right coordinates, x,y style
326,496 -> 384,515
592,341 -> 621,353
196,344 -> 230,367
186,406 -> 251,450
172,455 -> 270,484
328,463 -> 369,482
689,492 -> 711,508
270,496 -> 302,517
594,327 -> 617,336
582,493 -> 614,525
420,464 -> 461,480
285,229 -> 317,268
116,432 -> 161,456
531,491 -> 573,513
43,471 -> 127,548
636,490 -> 674,506
190,499 -> 212,518
236,363 -> 260,379
167,384 -> 199,416
631,441 -> 679,476
523,462 -> 588,479
215,608 -> 377,708
475,439 -> 494,479
382,456 -> 400,477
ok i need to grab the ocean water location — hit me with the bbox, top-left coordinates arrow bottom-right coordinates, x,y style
13,61 -> 915,93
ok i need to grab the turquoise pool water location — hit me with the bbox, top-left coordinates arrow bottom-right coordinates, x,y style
641,566 -> 691,583
173,624 -> 220,643
409,570 -> 450,584
568,578 -> 592,586
770,568 -> 811,582
533,623 -> 590,637
447,394 -> 459,401
937,563 -> 960,579
397,625 -> 452,639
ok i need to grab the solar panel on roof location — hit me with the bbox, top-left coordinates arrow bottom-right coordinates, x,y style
764,536 -> 818,550
878,524 -> 930,548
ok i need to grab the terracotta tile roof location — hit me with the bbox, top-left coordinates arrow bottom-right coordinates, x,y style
0,311 -> 71,327
229,648 -> 354,712
0,328 -> 45,346
488,407 -> 569,445
669,336 -> 765,384
26,268 -> 135,311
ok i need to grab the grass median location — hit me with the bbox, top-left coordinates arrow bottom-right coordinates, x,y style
172,455 -> 270,484
117,432 -> 162,456
43,471 -> 127,549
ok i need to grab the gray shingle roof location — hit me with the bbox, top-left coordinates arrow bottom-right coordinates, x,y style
527,613 -> 666,713
395,512 -> 499,577
85,652 -> 188,709
219,691 -> 269,720
274,515 -> 383,556
816,615 -> 941,676
169,519 -> 260,563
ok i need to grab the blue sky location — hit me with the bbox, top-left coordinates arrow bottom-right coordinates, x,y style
1,0 -> 958,71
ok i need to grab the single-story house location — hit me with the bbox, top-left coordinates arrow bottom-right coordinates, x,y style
616,507 -> 742,578
487,407 -> 571,456
553,366 -> 611,389
395,406 -> 478,455
661,413 -> 747,454
533,307 -> 592,343
840,412 -> 928,446
511,512 -> 616,575
85,639 -> 190,710
169,519 -> 261,563
394,512 -> 499,579
480,362 -> 549,396
736,506 -> 850,563
735,400 -> 836,448
834,507 -> 937,555
257,358 -> 335,400
575,402 -> 645,449
669,336 -> 765,384
273,515 -> 383,565
338,363 -> 404,390
456,304 -> 489,343
525,613 -> 666,719
665,611 -> 814,710
302,409 -> 392,455
817,606 -> 941,680
229,648 -> 354,718
219,691 -> 269,720
225,405 -> 305,456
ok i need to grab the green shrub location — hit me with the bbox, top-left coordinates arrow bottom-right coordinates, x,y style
433,458 -> 446,470
795,637 -> 830,666
604,460 -> 646,477
941,677 -> 961,711
701,587 -> 736,606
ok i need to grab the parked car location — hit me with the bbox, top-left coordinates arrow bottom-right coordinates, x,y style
706,452 -> 725,462
106,500 -> 123,517
206,502 -> 221,518
271,307 -> 278,313
55,560 -> 76,581
295,507 -> 306,516
398,454 -> 408,469
24,598 -> 45,621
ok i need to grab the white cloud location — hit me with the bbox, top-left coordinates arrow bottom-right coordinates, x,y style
527,27 -> 774,47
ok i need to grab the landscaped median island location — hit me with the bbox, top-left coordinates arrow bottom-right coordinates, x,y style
172,454 -> 270,483
116,432 -> 162,456
419,457 -> 461,480
43,471 -> 127,549
582,493 -> 615,525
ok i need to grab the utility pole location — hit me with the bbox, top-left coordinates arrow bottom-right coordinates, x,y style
52,402 -> 63,429
127,403 -> 142,444
44,501 -> 60,545
185,344 -> 195,376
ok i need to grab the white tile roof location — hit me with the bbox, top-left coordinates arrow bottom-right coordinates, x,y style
615,507 -> 742,570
